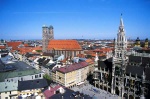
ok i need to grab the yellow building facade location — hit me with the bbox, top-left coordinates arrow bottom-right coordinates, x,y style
52,62 -> 94,88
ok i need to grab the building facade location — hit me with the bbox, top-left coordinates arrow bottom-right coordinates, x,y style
0,79 -> 47,99
47,40 -> 83,58
111,14 -> 128,97
0,82 -> 18,99
51,62 -> 94,88
42,25 -> 83,58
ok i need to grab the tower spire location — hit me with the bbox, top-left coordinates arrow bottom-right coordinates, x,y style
120,13 -> 124,27
95,52 -> 99,62
111,14 -> 127,97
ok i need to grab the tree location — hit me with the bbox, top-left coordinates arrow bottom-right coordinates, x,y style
36,50 -> 42,53
43,73 -> 51,84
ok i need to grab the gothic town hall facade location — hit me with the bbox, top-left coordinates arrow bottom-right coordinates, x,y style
93,16 -> 150,99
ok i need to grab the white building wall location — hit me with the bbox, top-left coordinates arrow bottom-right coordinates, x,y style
1,91 -> 18,99
5,73 -> 44,82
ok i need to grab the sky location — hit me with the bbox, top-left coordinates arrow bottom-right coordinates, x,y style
0,0 -> 150,40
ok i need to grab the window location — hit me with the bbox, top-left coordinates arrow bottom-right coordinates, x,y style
5,97 -> 8,99
35,75 -> 38,78
5,86 -> 7,89
39,74 -> 41,77
10,91 -> 11,94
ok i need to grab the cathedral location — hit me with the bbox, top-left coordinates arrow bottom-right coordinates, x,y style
93,15 -> 150,99
42,25 -> 83,58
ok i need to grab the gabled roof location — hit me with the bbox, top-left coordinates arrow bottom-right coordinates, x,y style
43,84 -> 62,98
7,41 -> 22,50
85,59 -> 94,65
76,54 -> 85,58
18,79 -> 48,91
23,43 -> 29,47
43,84 -> 92,99
47,40 -> 82,50
50,88 -> 92,99
42,52 -> 55,57
0,82 -> 18,92
57,62 -> 88,73
0,45 -> 6,49
18,46 -> 42,54
93,48 -> 112,53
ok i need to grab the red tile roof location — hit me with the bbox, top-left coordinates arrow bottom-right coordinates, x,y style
47,40 -> 82,50
43,85 -> 62,99
91,53 -> 106,57
94,48 -> 112,53
60,58 -> 68,63
7,41 -> 22,50
0,46 -> 6,49
57,62 -> 88,73
23,43 -> 29,47
77,54 -> 85,58
85,59 -> 94,64
18,46 -> 42,54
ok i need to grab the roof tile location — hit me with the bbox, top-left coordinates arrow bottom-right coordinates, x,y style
47,40 -> 82,50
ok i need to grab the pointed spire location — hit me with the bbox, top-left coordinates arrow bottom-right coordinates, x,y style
142,70 -> 146,81
120,13 -> 124,26
95,52 -> 99,62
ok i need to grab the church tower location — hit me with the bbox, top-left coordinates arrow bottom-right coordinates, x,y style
42,25 -> 54,52
48,25 -> 54,40
135,37 -> 141,47
144,38 -> 148,48
111,14 -> 128,97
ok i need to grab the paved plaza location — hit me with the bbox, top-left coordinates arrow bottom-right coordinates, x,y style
71,83 -> 119,99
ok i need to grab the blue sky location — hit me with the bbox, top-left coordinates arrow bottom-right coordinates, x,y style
0,0 -> 150,40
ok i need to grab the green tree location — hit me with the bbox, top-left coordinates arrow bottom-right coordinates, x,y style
43,73 -> 51,84
36,50 -> 42,52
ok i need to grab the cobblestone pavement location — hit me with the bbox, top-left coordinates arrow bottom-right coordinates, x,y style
71,83 -> 119,99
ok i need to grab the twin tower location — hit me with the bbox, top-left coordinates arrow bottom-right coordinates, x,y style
42,25 -> 54,52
